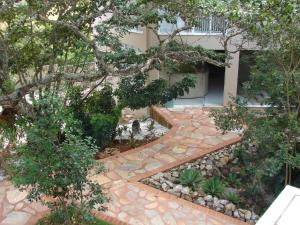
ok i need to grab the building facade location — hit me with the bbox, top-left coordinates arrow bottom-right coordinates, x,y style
121,17 -> 259,107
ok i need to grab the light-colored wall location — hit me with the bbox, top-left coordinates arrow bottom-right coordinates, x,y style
121,27 -> 258,106
121,28 -> 148,52
224,51 -> 240,105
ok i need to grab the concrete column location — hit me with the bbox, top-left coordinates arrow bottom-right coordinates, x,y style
223,51 -> 240,106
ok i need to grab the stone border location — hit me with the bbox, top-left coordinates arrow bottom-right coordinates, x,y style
133,182 -> 248,225
96,106 -> 245,225
97,106 -> 178,163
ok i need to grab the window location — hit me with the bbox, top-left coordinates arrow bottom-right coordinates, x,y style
158,16 -> 227,35
129,26 -> 144,34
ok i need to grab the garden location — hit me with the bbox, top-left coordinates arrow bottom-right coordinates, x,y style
1,0 -> 300,225
142,144 -> 260,224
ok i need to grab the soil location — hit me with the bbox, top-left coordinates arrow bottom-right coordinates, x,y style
95,137 -> 158,160
112,138 -> 158,153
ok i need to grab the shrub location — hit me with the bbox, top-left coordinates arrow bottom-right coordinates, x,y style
67,85 -> 120,150
10,94 -> 108,222
225,192 -> 240,205
89,113 -> 119,149
226,173 -> 241,187
85,84 -> 116,115
178,169 -> 202,190
37,206 -> 112,225
202,177 -> 226,197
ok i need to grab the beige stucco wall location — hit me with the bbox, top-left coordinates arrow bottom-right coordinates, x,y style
121,28 -> 148,52
121,27 -> 258,106
224,52 -> 240,105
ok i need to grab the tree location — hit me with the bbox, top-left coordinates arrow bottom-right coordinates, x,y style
10,93 -> 108,223
0,0 -> 225,107
210,0 -> 300,197
0,0 -> 227,150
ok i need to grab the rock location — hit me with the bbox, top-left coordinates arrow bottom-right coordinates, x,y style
181,187 -> 190,195
217,156 -> 230,167
174,185 -> 183,193
215,206 -> 224,212
197,188 -> 206,197
204,195 -> 213,202
219,199 -> 229,205
1,211 -> 31,225
172,171 -> 179,178
251,213 -> 259,221
182,194 -> 192,201
7,189 -> 27,204
0,169 -> 6,181
245,210 -> 252,220
195,197 -> 206,206
233,210 -> 240,218
213,200 -> 224,210
206,159 -> 213,165
132,120 -> 141,135
167,189 -> 181,197
225,203 -> 236,215
238,209 -> 246,218
201,171 -> 207,176
206,165 -> 213,170
152,173 -> 164,181
163,172 -> 172,181
164,180 -> 174,188
149,178 -> 161,187
162,183 -> 169,192
191,191 -> 199,199
200,164 -> 206,170
213,197 -> 219,204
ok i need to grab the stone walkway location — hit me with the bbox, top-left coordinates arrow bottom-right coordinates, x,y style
0,107 -> 246,225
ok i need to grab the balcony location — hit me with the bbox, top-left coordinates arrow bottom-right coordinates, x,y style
158,16 -> 227,35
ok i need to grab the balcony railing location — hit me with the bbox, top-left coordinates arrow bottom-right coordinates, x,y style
159,16 -> 227,35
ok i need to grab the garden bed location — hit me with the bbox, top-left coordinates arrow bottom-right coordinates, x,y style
96,117 -> 169,159
141,145 -> 261,224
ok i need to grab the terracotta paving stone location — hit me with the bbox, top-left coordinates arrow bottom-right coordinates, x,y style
0,107 -> 246,225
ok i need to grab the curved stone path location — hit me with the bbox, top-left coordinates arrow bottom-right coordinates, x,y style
0,107 -> 246,225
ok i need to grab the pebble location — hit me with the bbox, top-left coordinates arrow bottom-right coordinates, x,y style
142,145 -> 259,224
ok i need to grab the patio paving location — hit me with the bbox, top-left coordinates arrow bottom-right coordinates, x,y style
0,106 -> 245,225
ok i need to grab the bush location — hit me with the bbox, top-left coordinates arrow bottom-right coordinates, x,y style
225,192 -> 240,205
202,177 -> 226,197
10,94 -> 108,221
67,85 -> 120,150
85,85 -> 116,115
89,113 -> 119,149
37,206 -> 112,225
226,173 -> 241,188
178,169 -> 202,191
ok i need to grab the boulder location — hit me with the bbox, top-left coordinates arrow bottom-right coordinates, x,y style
204,195 -> 213,202
225,203 -> 236,216
244,210 -> 252,220
195,197 -> 206,206
162,183 -> 169,192
167,189 -> 181,197
174,185 -> 183,193
181,187 -> 190,195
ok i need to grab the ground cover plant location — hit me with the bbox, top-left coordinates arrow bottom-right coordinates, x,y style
142,146 -> 261,224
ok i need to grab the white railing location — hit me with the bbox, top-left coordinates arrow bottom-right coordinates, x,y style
159,16 -> 227,35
